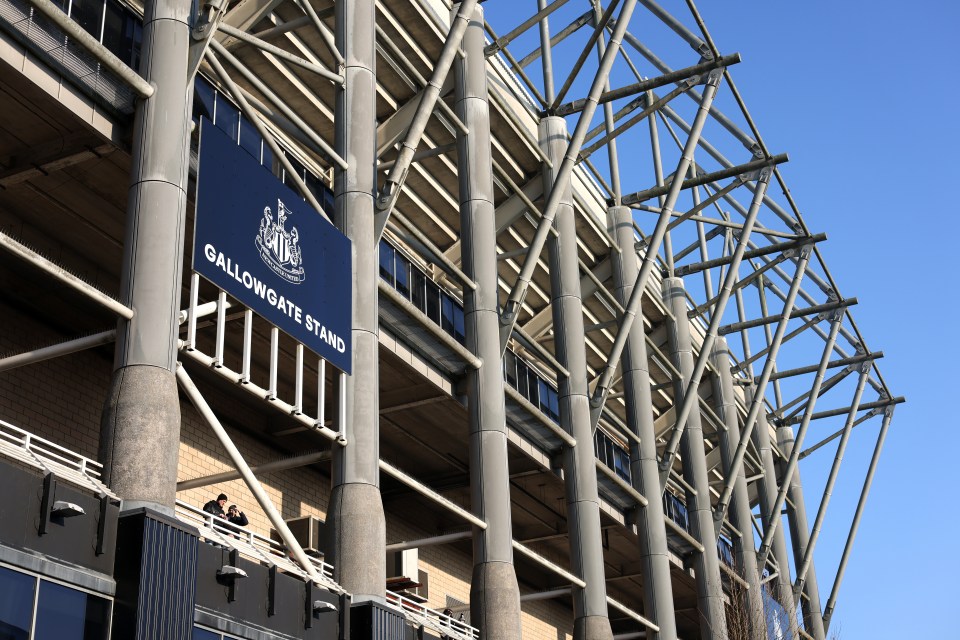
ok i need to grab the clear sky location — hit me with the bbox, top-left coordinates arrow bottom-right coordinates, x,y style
691,2 -> 959,637
488,1 -> 955,636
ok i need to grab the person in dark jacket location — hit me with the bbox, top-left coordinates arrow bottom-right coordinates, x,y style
203,493 -> 228,519
226,505 -> 248,528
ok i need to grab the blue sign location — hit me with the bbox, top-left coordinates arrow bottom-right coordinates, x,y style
194,120 -> 352,373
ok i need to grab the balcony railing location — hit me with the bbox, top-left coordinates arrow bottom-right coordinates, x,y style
385,590 -> 478,640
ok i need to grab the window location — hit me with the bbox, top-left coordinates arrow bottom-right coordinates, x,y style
34,580 -> 110,640
0,565 -> 35,639
394,254 -> 410,300
379,241 -> 396,285
213,94 -> 240,142
238,115 -> 261,162
68,0 -> 105,40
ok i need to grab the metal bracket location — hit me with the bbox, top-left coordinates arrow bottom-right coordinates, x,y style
187,0 -> 229,83
38,473 -> 56,536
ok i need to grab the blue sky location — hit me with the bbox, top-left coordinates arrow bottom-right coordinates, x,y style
488,1 -> 958,637
692,2 -> 959,637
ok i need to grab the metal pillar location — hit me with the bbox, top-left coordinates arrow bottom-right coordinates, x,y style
330,0 -> 386,600
540,116 -> 613,640
748,386 -> 800,640
662,277 -> 727,640
710,339 -> 764,637
100,0 -> 193,514
608,205 -> 677,640
777,422 -> 825,640
454,5 -> 522,639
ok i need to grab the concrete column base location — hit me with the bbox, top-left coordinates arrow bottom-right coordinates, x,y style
575,614 -> 614,640
470,560 -> 521,640
100,365 -> 181,514
328,481 -> 386,600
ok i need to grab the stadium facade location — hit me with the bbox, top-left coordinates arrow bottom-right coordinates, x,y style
0,0 -> 901,639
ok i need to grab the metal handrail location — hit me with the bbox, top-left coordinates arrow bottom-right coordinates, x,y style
385,590 -> 479,640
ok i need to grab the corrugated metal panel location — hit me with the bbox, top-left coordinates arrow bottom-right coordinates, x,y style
135,516 -> 198,640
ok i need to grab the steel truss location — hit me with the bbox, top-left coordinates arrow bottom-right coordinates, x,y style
2,0 -> 900,638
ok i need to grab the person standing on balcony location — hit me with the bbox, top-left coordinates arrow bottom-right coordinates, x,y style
226,505 -> 248,528
202,493 -> 228,519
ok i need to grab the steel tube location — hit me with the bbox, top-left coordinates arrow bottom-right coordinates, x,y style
541,115 -> 613,640
793,369 -> 870,595
662,278 -> 727,640
0,234 -> 134,320
822,407 -> 894,631
499,0 -> 640,343
385,531 -> 473,552
217,22 -> 344,84
654,171 -> 772,478
719,298 -> 856,336
375,0 -> 479,216
455,7 -> 522,636
781,397 -> 905,425
711,249 -> 813,525
770,352 -> 882,381
176,451 -> 330,491
331,0 -> 386,600
675,233 -> 826,278
176,365 -> 323,583
26,0 -> 154,97
587,70 -> 722,411
607,204 -> 678,640
0,330 -> 116,373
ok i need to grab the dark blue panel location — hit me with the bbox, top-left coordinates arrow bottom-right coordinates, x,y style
192,627 -> 219,640
34,581 -> 109,640
0,566 -> 34,640
195,120 -> 353,372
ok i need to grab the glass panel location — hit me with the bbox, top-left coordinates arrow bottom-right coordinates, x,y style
395,254 -> 410,300
193,78 -> 215,126
0,566 -> 35,640
214,94 -> 239,142
69,0 -> 104,39
425,281 -> 440,324
378,242 -> 395,286
545,387 -> 559,423
452,304 -> 465,345
192,627 -> 220,640
614,448 -> 630,482
101,0 -> 132,64
238,115 -> 261,161
411,269 -> 427,313
304,170 -> 327,205
440,293 -> 455,337
515,360 -> 529,399
34,581 -> 110,640
283,155 -> 306,193
503,352 -> 518,389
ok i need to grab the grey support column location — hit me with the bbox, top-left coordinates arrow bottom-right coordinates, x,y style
540,116 -> 613,640
454,5 -> 522,639
608,205 -> 678,640
748,387 -> 800,640
331,0 -> 386,600
777,423 -> 826,640
710,339 -> 764,637
100,0 -> 193,514
662,277 -> 727,640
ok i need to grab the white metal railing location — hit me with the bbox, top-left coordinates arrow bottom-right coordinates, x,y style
180,273 -> 344,444
385,590 -> 478,640
0,418 -> 117,498
174,500 -> 345,594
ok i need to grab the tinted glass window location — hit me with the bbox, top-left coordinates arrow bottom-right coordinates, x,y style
69,0 -> 104,39
101,0 -> 135,66
214,94 -> 239,142
425,282 -> 440,324
34,581 -> 109,640
451,305 -> 465,345
410,269 -> 427,313
503,352 -> 518,388
193,77 -> 215,126
394,254 -> 410,299
379,242 -> 395,285
0,566 -> 35,639
193,627 -> 220,640
238,115 -> 261,161
440,293 -> 455,337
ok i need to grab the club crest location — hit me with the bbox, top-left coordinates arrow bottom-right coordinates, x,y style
256,199 -> 305,284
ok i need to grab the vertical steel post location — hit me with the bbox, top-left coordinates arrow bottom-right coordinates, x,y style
100,0 -> 193,514
455,6 -> 522,639
710,338 -> 765,637
662,277 -> 727,640
777,424 -> 825,640
331,0 -> 386,600
608,206 -> 678,640
748,386 -> 800,640
541,116 -> 613,640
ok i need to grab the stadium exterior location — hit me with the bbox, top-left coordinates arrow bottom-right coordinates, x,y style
0,0 -> 901,639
